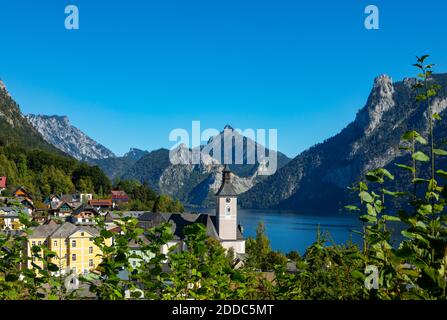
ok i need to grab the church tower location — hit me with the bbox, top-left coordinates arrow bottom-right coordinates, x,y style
215,165 -> 238,240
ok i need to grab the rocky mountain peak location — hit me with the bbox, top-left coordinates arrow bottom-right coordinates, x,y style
26,114 -> 116,161
123,148 -> 148,161
373,74 -> 393,89
356,74 -> 396,135
0,79 -> 11,98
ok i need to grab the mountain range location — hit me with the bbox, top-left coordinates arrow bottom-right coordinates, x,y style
239,73 -> 447,213
23,110 -> 290,208
7,72 -> 447,212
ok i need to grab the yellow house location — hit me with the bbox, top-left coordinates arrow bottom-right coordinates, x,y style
27,221 -> 109,275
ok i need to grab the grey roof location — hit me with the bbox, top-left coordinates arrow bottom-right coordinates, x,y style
137,212 -> 167,229
136,211 -> 244,241
29,222 -> 100,239
29,223 -> 61,239
76,225 -> 100,237
0,207 -> 17,214
109,211 -> 145,220
164,213 -> 220,240
50,222 -> 79,238
128,234 -> 151,249
215,165 -> 238,197
72,204 -> 99,216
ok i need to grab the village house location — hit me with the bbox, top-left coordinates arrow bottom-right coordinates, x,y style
43,194 -> 61,206
89,199 -> 112,212
60,194 -> 81,208
111,190 -> 129,208
49,201 -> 75,218
31,210 -> 50,225
0,176 -> 7,195
70,204 -> 100,225
27,221 -> 109,275
13,186 -> 35,214
128,234 -> 154,269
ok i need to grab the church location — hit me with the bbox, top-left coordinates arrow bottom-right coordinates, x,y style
137,165 -> 246,257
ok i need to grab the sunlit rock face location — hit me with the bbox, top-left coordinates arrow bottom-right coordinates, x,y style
27,114 -> 116,161
239,73 -> 447,213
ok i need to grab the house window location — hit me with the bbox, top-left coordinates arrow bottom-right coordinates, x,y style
32,241 -> 36,246
38,241 -> 42,246
225,206 -> 231,216
72,254 -> 76,261
89,247 -> 93,254
89,259 -> 93,267
53,240 -> 57,247
81,232 -> 85,236
132,261 -> 136,266
71,240 -> 76,247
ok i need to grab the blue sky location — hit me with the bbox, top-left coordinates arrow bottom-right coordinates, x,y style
0,0 -> 446,158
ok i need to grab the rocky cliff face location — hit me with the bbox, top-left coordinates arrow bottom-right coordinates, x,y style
239,73 -> 447,213
26,114 -> 116,161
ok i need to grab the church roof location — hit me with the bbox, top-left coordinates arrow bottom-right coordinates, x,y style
215,165 -> 238,197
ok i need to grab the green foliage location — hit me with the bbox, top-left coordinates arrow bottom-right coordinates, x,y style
113,179 -> 184,212
0,144 -> 112,200
245,222 -> 287,271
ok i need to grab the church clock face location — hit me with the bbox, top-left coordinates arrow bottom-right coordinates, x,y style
225,197 -> 232,203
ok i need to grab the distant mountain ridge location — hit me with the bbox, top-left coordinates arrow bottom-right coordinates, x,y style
26,114 -> 116,161
121,128 -> 291,207
25,109 -> 290,208
91,148 -> 149,179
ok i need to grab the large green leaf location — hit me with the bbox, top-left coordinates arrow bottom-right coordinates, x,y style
395,163 -> 415,173
412,151 -> 429,162
436,170 -> 447,179
359,191 -> 374,203
433,149 -> 447,156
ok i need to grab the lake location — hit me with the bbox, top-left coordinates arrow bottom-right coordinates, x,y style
237,210 -> 363,254
194,208 -> 364,254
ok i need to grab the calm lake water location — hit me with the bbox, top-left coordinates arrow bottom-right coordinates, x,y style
237,210 -> 363,254
194,208 -> 364,254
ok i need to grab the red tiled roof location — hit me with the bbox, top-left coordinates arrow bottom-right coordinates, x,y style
0,176 -> 7,189
89,199 -> 112,206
